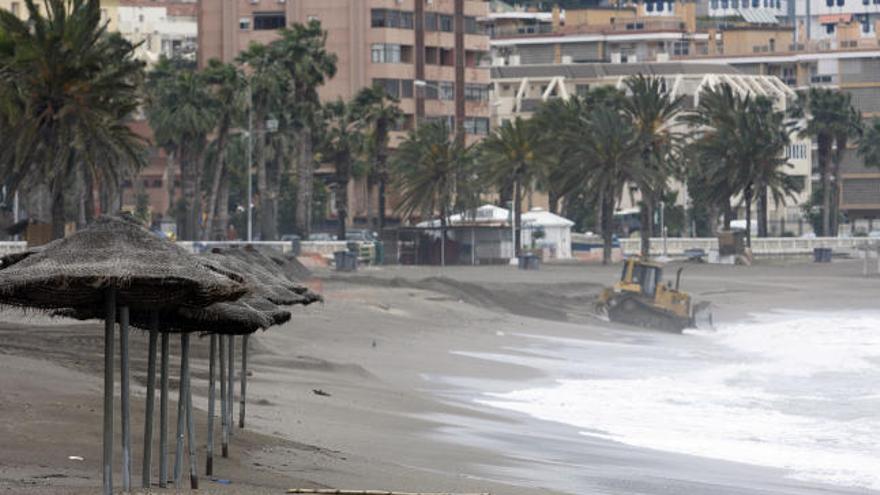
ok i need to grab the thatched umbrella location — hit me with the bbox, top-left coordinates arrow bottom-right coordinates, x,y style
0,215 -> 246,495
208,247 -> 322,431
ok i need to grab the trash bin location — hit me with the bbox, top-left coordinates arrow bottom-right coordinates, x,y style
518,254 -> 540,270
334,251 -> 358,272
374,241 -> 384,266
813,247 -> 832,263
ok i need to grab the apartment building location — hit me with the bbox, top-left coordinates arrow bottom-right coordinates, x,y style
198,0 -> 492,230
491,61 -> 811,234
485,1 -> 880,228
117,0 -> 198,64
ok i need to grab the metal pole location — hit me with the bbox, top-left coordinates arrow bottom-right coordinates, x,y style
228,336 -> 235,437
247,84 -> 254,242
13,190 -> 19,224
158,332 -> 170,488
239,334 -> 249,429
220,335 -> 228,458
661,201 -> 668,257
143,312 -> 159,489
102,289 -> 116,495
184,333 -> 198,490
440,225 -> 446,267
511,191 -> 516,260
119,306 -> 131,492
206,334 -> 217,476
174,335 -> 186,487
471,227 -> 476,265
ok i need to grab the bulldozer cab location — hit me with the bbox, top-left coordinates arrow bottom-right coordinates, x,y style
619,259 -> 662,297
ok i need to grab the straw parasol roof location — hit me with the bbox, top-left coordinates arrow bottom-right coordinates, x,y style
0,216 -> 247,310
56,293 -> 291,335
202,253 -> 307,306
212,247 -> 322,305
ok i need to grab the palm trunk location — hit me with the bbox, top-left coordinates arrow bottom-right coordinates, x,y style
744,185 -> 753,249
165,150 -> 177,214
601,191 -> 615,265
440,207 -> 448,266
51,175 -> 66,240
84,168 -> 96,224
378,177 -> 388,231
757,185 -> 768,238
76,165 -> 87,228
213,167 -> 230,240
254,122 -> 269,241
548,188 -> 560,215
179,147 -> 196,240
513,179 -> 522,257
203,120 -> 231,240
830,139 -> 845,236
818,134 -> 831,237
722,198 -> 733,230
640,193 -> 652,258
295,128 -> 314,238
264,138 -> 285,241
336,162 -> 349,241
376,122 -> 390,231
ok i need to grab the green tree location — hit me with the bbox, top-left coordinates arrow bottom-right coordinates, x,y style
622,74 -> 683,257
145,61 -> 217,240
0,0 -> 146,238
271,21 -> 338,239
479,117 -> 545,257
794,88 -> 860,236
319,99 -> 365,241
392,122 -> 473,265
531,97 -> 586,214
569,104 -> 644,263
202,59 -> 245,240
353,84 -> 403,231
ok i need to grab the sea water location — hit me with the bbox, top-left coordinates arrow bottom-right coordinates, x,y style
478,311 -> 880,491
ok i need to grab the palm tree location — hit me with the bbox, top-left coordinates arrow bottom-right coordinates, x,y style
146,64 -> 217,240
1,0 -> 146,238
353,85 -> 403,231
684,83 -> 744,231
623,74 -> 683,257
531,97 -> 586,215
202,60 -> 245,240
236,41 -> 290,241
568,104 -> 644,263
392,122 -> 472,265
479,117 -> 545,257
271,20 -> 338,239
319,99 -> 364,241
795,88 -> 860,236
858,118 -> 880,169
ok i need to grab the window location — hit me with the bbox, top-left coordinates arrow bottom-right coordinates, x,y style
826,23 -> 835,34
10,2 -> 20,16
425,115 -> 454,130
752,0 -> 759,6
673,40 -> 689,56
425,12 -> 437,31
837,0 -> 845,5
657,1 -> 664,11
438,81 -> 455,100
401,80 -> 414,99
864,0 -> 869,5
575,84 -> 590,97
711,0 -> 718,7
439,14 -> 454,33
371,9 -> 414,29
374,78 -> 400,99
826,0 -> 833,6
721,0 -> 728,8
464,118 -> 490,136
465,17 -> 479,34
253,12 -> 286,30
239,17 -> 251,30
647,1 -> 654,11
465,84 -> 489,101
371,44 -> 403,63
732,0 -> 739,8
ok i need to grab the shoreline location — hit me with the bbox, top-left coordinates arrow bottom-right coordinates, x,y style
1,259 -> 878,493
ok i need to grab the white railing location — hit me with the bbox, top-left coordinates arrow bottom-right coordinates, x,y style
176,241 -> 295,254
619,237 -> 879,256
0,242 -> 27,257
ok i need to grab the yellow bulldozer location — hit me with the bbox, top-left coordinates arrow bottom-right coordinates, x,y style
596,258 -> 712,333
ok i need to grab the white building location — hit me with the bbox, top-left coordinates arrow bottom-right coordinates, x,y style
117,4 -> 197,64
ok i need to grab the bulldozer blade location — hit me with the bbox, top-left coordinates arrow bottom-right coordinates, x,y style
692,301 -> 714,330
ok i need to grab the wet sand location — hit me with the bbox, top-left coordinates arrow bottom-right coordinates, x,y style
1,257 -> 878,494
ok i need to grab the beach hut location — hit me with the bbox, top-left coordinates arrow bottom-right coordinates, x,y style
0,215 -> 246,495
521,208 -> 575,260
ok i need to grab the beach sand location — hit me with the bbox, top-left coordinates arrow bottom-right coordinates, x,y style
1,257 -> 877,494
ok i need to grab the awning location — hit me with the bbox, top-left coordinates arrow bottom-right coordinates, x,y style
819,13 -> 852,24
738,8 -> 779,24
